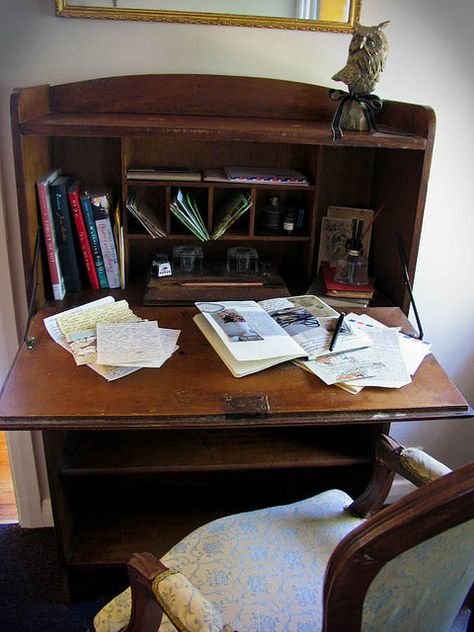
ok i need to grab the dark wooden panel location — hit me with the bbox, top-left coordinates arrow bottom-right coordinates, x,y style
59,427 -> 374,475
49,75 -> 337,120
371,149 -> 426,311
65,463 -> 374,567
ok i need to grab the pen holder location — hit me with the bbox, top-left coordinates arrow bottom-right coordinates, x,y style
334,249 -> 369,285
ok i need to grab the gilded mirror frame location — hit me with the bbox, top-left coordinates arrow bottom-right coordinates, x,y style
55,1 -> 361,33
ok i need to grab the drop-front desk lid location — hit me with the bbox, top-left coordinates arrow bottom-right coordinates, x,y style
0,307 -> 470,430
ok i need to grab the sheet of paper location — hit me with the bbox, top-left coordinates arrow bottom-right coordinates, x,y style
57,299 -> 140,342
296,349 -> 384,385
44,296 -> 115,350
299,327 -> 411,389
96,321 -> 174,367
107,328 -> 181,368
341,328 -> 412,388
345,313 -> 432,375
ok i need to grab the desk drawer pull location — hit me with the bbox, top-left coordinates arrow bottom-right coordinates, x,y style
224,394 -> 270,419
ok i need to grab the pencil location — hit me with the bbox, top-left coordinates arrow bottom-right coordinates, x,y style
329,312 -> 345,352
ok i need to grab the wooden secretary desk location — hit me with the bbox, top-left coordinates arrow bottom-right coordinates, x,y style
1,75 -> 471,592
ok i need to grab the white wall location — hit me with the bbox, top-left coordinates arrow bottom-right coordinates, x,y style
0,0 -> 473,506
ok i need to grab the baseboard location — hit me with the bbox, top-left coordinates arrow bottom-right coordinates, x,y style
41,497 -> 54,527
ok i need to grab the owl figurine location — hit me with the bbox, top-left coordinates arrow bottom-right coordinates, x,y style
333,21 -> 389,95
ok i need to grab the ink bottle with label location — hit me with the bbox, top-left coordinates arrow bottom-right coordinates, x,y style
283,208 -> 295,235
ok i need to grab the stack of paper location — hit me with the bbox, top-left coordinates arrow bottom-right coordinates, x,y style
126,193 -> 166,238
211,191 -> 252,239
44,297 -> 180,381
170,189 -> 209,241
300,312 -> 432,394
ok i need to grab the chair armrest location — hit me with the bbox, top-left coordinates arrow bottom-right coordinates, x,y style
124,552 -> 167,632
124,553 -> 235,632
348,434 -> 452,518
398,447 -> 451,485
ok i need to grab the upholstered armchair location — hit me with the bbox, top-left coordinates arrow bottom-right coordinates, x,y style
94,435 -> 474,632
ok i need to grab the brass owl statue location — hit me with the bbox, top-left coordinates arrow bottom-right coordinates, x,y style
332,21 -> 389,95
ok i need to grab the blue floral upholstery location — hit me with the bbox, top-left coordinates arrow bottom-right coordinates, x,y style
94,484 -> 474,632
94,489 -> 363,632
361,518 -> 474,632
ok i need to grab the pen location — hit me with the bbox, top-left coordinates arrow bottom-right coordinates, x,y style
329,312 -> 345,352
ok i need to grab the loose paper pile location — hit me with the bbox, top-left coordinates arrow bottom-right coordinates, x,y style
301,312 -> 432,394
44,296 -> 180,380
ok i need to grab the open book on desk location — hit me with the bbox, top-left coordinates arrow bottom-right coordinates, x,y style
193,295 -> 372,377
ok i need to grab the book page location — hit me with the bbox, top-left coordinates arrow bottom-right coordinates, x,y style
195,300 -> 305,362
258,295 -> 371,360
193,314 -> 299,377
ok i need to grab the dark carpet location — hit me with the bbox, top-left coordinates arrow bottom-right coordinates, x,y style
0,524 -> 123,632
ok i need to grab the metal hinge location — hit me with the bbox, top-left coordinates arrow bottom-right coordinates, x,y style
224,394 -> 270,419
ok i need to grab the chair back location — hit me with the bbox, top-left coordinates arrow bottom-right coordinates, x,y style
323,462 -> 474,632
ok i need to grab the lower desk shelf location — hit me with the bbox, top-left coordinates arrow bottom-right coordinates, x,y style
44,425 -> 381,572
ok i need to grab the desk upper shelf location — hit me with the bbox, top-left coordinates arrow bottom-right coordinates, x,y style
12,74 -> 434,150
17,112 -> 427,150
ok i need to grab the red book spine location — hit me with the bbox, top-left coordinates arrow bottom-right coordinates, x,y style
67,183 -> 100,290
36,170 -> 66,301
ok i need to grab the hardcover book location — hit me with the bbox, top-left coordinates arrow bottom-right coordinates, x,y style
80,194 -> 109,289
36,167 -> 66,300
224,166 -> 309,185
321,264 -> 374,299
49,175 -> 82,293
87,189 -> 121,289
67,181 -> 100,290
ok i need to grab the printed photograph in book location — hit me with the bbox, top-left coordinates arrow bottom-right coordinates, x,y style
211,308 -> 264,342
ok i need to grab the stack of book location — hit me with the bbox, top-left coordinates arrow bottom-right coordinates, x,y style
306,264 -> 374,309
36,168 -> 122,298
